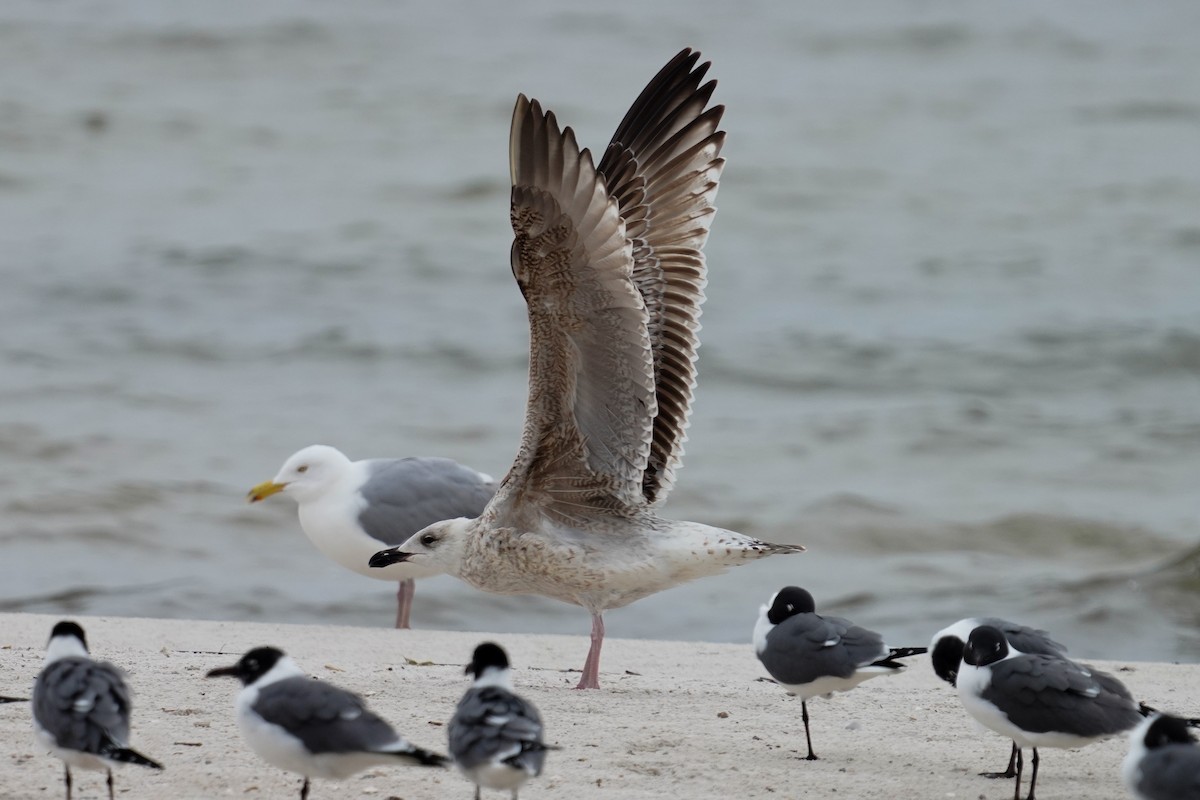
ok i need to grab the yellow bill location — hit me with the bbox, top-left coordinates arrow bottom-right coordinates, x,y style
247,480 -> 287,503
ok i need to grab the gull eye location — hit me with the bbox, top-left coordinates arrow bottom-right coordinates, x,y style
420,533 -> 437,547
297,465 -> 308,473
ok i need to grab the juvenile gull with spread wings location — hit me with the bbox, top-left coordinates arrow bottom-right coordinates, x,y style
371,49 -> 805,688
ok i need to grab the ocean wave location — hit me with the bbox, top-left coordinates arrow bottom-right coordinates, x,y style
774,496 -> 1176,563
704,324 -> 1200,395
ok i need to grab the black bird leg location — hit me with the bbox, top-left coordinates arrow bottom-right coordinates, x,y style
300,777 -> 310,800
64,764 -> 72,800
980,741 -> 1019,779
1011,747 -> 1023,800
1025,748 -> 1040,800
801,700 -> 818,760
107,768 -> 115,800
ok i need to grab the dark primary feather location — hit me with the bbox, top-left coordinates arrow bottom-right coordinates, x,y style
873,646 -> 928,667
253,676 -> 424,758
758,614 -> 890,688
449,685 -> 549,776
33,657 -> 133,754
982,655 -> 1140,738
595,47 -> 726,506
102,745 -> 162,769
357,458 -> 496,546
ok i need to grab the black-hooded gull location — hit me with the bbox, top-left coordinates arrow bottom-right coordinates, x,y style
957,625 -> 1141,800
930,616 -> 1067,778
206,646 -> 446,799
32,621 -> 163,800
1123,711 -> 1200,800
369,48 -> 805,689
449,642 -> 556,799
249,444 -> 496,628
753,586 -> 926,760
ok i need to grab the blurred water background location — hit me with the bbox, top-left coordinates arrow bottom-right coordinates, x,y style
1,0 -> 1198,660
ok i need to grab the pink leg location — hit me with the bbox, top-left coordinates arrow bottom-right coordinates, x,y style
394,579 -> 415,629
575,613 -> 604,689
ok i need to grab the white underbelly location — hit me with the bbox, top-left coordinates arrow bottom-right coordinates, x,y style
462,761 -> 531,791
780,667 -> 895,701
34,720 -> 109,771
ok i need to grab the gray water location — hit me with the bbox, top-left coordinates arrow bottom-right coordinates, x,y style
2,0 -> 1199,661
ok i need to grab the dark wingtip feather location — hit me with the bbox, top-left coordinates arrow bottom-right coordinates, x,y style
103,745 -> 164,770
402,747 -> 449,767
870,647 -> 929,669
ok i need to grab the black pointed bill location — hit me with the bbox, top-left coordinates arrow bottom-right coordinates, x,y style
369,547 -> 413,568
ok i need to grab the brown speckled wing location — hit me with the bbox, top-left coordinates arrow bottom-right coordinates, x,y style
499,94 -> 654,523
595,49 -> 725,506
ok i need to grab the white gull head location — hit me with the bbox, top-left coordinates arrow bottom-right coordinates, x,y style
269,444 -> 354,502
383,518 -> 473,575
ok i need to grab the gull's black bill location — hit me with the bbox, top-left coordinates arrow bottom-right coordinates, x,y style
205,665 -> 241,679
369,548 -> 412,568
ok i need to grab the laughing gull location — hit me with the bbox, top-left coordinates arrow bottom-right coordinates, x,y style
957,625 -> 1141,800
1123,711 -> 1200,800
753,586 -> 926,760
930,617 -> 1067,778
206,646 -> 446,799
32,621 -> 163,800
249,445 -> 496,628
449,643 -> 556,799
369,47 -> 804,690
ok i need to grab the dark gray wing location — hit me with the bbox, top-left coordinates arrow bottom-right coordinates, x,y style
253,676 -> 406,755
1135,745 -> 1200,800
449,686 -> 547,776
357,458 -> 496,546
980,618 -> 1067,655
33,657 -> 132,753
758,614 -> 889,687
982,655 -> 1141,738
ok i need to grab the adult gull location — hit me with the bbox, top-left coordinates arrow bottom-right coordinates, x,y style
930,616 -> 1067,778
370,48 -> 805,688
754,586 -> 926,760
1123,711 -> 1200,800
449,642 -> 556,799
249,445 -> 496,628
957,625 -> 1140,800
32,621 -> 163,800
207,645 -> 447,799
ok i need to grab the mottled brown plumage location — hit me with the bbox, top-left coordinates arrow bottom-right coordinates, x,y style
372,49 -> 804,690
